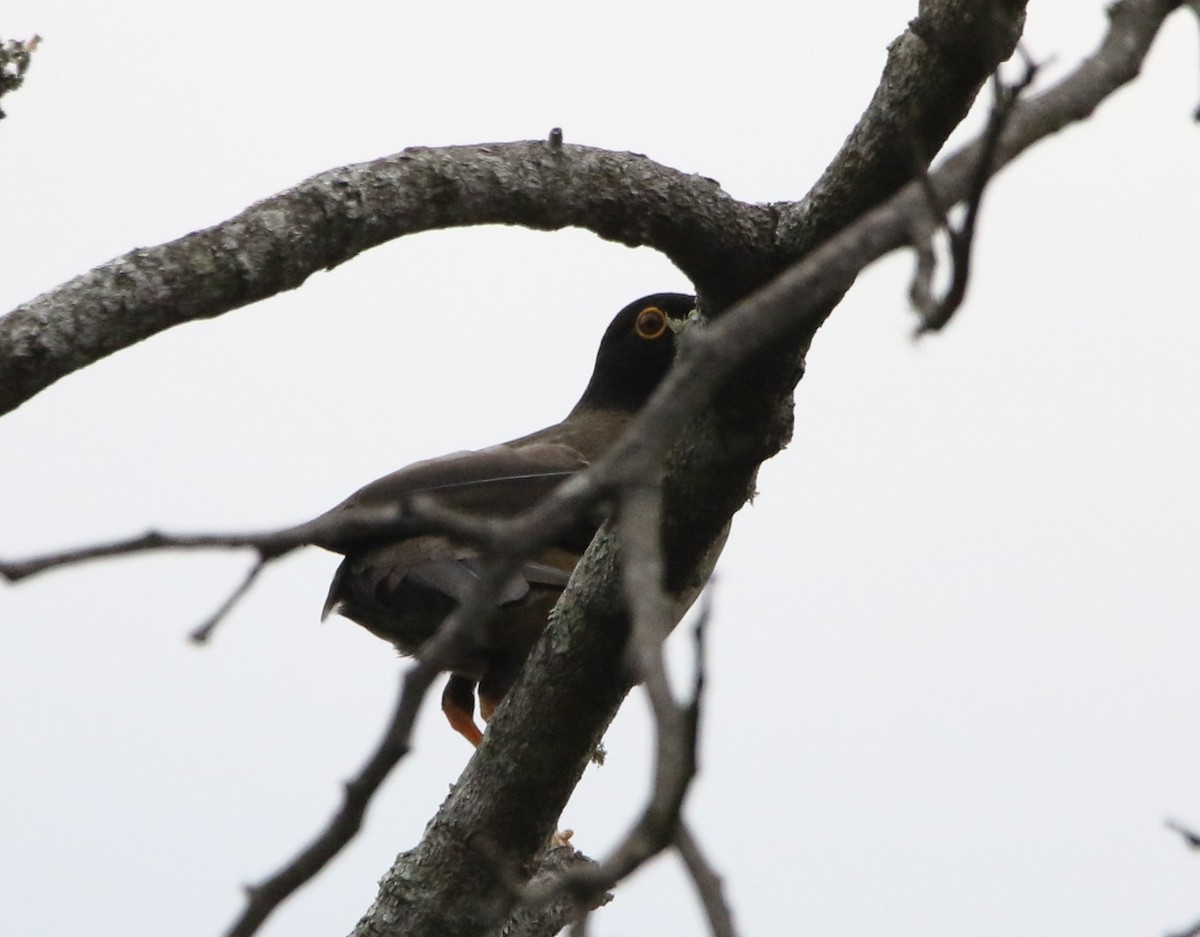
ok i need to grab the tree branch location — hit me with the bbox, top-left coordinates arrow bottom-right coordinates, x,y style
0,489 -> 585,585
189,556 -> 267,644
0,142 -> 775,416
1166,818 -> 1200,850
909,54 -> 1039,335
674,821 -> 738,937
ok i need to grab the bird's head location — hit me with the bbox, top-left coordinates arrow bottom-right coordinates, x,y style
572,292 -> 696,414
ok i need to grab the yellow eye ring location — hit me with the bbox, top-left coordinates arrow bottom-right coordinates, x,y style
634,306 -> 668,340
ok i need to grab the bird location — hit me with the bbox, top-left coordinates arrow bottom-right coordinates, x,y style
314,293 -> 696,746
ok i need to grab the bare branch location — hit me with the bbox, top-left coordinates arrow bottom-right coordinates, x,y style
910,54 -> 1040,335
0,144 -> 775,416
0,492 -> 555,585
582,484 -> 702,879
0,523 -> 316,583
516,518 -> 710,926
674,822 -> 738,937
1,529 -> 268,582
189,555 -> 267,644
617,482 -> 677,663
1166,818 -> 1200,850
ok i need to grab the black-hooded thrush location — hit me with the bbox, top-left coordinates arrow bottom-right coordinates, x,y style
316,293 -> 695,745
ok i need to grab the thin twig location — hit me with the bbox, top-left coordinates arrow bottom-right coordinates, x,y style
674,821 -> 738,937
514,485 -> 708,919
0,142 -> 768,416
1166,818 -> 1200,850
911,53 -> 1040,336
902,120 -> 948,315
670,602 -> 735,937
1,529 -> 263,582
0,464 -> 609,587
189,555 -> 267,644
0,499 -> 470,584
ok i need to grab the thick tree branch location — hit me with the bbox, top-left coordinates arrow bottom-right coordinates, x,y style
0,142 -> 774,416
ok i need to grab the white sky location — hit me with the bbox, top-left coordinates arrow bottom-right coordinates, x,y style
2,3 -> 1198,936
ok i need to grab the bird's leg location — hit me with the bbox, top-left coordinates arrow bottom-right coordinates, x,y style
477,665 -> 519,726
441,673 -> 484,747
479,692 -> 497,724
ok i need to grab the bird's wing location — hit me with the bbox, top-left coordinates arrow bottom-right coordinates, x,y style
320,536 -> 574,626
313,440 -> 588,553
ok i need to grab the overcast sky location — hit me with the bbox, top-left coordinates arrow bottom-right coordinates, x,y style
2,3 -> 1199,936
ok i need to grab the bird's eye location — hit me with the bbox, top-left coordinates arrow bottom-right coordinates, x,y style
634,306 -> 668,340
